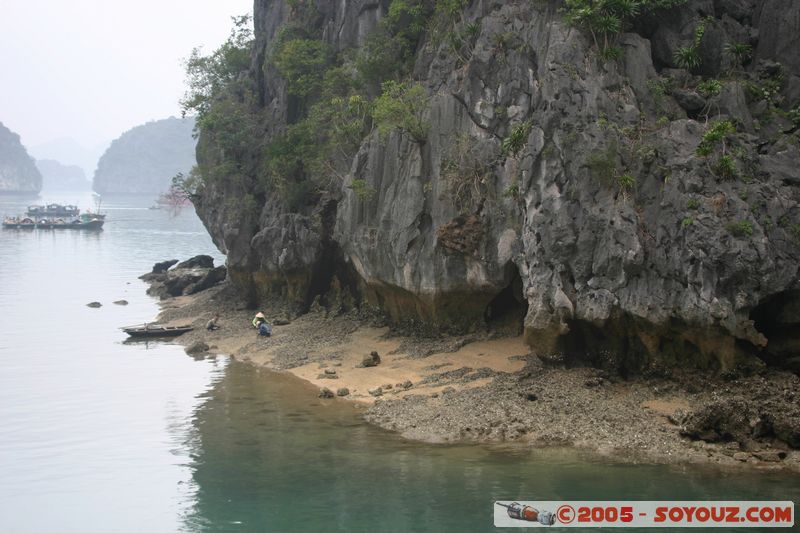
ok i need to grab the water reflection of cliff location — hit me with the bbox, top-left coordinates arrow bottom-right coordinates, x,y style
180,360 -> 800,532
179,361 -> 546,532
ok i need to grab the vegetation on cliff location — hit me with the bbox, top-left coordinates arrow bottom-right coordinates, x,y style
180,3 -> 438,211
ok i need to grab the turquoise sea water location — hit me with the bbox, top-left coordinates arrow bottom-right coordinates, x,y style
0,192 -> 797,532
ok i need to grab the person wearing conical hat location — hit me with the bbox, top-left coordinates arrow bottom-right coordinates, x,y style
252,312 -> 267,329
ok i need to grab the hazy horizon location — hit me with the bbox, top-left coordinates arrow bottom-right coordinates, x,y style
0,0 -> 253,154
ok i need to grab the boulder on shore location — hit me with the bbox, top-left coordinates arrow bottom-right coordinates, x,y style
176,255 -> 214,269
152,259 -> 178,274
185,266 -> 227,295
361,351 -> 381,368
142,256 -> 226,299
681,399 -> 800,450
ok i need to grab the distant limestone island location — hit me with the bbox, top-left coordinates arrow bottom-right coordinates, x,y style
93,117 -> 196,195
35,159 -> 91,191
0,122 -> 42,193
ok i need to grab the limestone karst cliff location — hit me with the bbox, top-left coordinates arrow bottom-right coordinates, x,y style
0,122 -> 42,193
190,0 -> 800,374
93,117 -> 196,194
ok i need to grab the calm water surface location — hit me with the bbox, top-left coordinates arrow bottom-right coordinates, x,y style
0,192 -> 797,533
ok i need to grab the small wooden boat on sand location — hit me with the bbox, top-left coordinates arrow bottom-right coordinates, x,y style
122,324 -> 193,338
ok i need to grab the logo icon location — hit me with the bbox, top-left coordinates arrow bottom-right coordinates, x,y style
496,502 -> 556,526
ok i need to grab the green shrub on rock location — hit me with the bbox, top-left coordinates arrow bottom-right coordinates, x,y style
727,220 -> 753,238
371,81 -> 430,143
564,0 -> 687,56
272,38 -> 332,97
501,120 -> 534,156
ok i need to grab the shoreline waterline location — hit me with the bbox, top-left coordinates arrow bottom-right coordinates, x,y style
153,281 -> 800,474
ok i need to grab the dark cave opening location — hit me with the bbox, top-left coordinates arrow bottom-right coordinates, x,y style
749,290 -> 800,373
302,198 -> 362,314
485,264 -> 528,334
559,317 -> 653,378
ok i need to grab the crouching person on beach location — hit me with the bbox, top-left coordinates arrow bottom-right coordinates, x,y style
206,313 -> 220,331
252,312 -> 271,337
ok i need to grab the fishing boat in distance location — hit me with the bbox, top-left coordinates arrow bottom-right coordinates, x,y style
27,204 -> 80,218
122,324 -> 194,338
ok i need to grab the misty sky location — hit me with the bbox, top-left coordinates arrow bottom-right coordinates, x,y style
0,0 -> 253,150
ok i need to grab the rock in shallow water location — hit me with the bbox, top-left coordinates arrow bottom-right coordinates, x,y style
185,341 -> 209,355
86,301 -> 102,308
319,387 -> 334,399
113,300 -> 128,305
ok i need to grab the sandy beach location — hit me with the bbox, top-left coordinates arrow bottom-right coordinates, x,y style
154,282 -> 800,473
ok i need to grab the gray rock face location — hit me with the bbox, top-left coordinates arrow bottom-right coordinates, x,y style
194,0 -> 800,374
755,0 -> 800,74
0,122 -> 42,193
93,117 -> 196,194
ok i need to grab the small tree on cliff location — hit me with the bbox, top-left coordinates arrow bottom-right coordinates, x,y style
371,81 -> 430,144
272,38 -> 332,97
180,14 -> 253,121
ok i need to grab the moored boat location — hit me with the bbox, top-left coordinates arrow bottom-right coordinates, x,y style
3,214 -> 104,230
27,204 -> 80,218
61,214 -> 104,230
18,217 -> 35,229
122,324 -> 193,338
77,213 -> 104,229
2,216 -> 21,228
